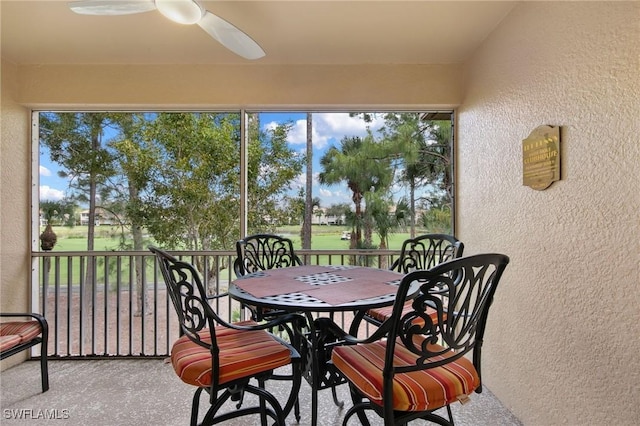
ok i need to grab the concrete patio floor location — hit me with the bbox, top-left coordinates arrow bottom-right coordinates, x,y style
1,359 -> 522,425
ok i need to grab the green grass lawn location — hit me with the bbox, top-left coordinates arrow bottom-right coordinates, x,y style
45,225 -> 416,251
288,232 -> 411,251
39,225 -> 423,287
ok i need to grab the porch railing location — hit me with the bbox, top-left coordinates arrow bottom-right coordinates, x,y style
33,249 -> 399,358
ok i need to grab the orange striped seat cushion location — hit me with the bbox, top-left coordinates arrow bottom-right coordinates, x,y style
0,321 -> 43,345
171,320 -> 293,387
0,335 -> 22,352
332,338 -> 480,412
366,302 -> 443,326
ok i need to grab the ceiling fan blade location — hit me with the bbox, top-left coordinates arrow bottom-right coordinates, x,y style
197,11 -> 265,60
69,0 -> 156,16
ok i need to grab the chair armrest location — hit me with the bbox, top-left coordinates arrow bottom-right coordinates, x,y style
0,312 -> 48,333
314,317 -> 390,347
201,293 -> 306,331
207,305 -> 306,334
1,312 -> 44,320
205,292 -> 229,301
234,312 -> 307,332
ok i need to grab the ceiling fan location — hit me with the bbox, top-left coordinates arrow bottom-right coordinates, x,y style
68,0 -> 265,60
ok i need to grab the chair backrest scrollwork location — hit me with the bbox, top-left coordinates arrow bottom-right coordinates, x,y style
387,253 -> 509,380
391,233 -> 464,273
150,247 -> 221,350
234,233 -> 302,277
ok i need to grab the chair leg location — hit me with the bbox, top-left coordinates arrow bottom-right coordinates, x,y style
190,387 -> 204,426
258,377 -> 268,426
446,404 -> 455,425
294,397 -> 300,422
342,402 -> 372,426
345,384 -> 371,426
271,361 -> 302,422
331,384 -> 344,408
39,316 -> 50,393
245,380 -> 285,426
40,338 -> 49,392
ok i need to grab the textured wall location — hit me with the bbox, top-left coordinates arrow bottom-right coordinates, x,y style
1,60 -> 33,369
458,2 -> 640,425
14,64 -> 463,109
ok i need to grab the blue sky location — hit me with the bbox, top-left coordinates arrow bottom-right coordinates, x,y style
39,111 -> 401,209
261,112 -> 388,206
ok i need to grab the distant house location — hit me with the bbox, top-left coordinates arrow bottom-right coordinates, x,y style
311,208 -> 344,226
79,208 -> 117,226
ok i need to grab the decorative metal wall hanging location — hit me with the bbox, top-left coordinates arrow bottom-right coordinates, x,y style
522,125 -> 560,190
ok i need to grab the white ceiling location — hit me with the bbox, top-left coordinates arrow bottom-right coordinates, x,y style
1,1 -> 517,65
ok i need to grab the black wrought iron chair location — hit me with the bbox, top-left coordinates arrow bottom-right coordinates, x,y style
233,234 -> 307,417
0,313 -> 49,393
233,233 -> 303,324
149,246 -> 303,426
234,233 -> 302,279
355,234 -> 464,332
316,253 -> 509,426
389,234 -> 464,274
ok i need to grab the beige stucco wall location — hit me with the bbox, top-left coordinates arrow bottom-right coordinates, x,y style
14,63 -> 463,109
457,2 -> 640,425
0,60 -> 33,368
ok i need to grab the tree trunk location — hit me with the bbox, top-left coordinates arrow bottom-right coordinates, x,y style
82,170 -> 97,353
129,183 -> 151,316
303,113 -> 313,250
352,191 -> 362,249
410,180 -> 416,237
379,237 -> 388,269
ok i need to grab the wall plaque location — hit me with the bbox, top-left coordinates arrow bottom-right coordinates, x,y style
522,125 -> 560,190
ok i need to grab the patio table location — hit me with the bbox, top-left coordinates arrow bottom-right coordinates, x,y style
229,264 -> 415,426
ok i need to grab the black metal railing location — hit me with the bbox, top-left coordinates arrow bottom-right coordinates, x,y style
33,249 -> 398,358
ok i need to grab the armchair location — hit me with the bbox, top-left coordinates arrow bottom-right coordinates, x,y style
150,246 -> 303,425
317,253 -> 509,425
233,233 -> 306,418
357,234 -> 464,331
0,312 -> 49,392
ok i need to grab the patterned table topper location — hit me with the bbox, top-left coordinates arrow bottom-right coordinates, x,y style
233,265 -> 403,306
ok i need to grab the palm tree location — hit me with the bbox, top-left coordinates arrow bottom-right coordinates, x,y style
366,193 -> 397,268
394,198 -> 410,233
319,135 -> 392,249
381,114 -> 453,236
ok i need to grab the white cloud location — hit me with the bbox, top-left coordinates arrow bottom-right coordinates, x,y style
40,165 -> 52,176
40,186 -> 65,201
263,121 -> 278,132
292,173 -> 305,190
313,188 -> 352,207
263,112 -> 389,208
284,120 -> 307,144
319,188 -> 332,197
266,113 -> 386,150
313,113 -> 385,142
